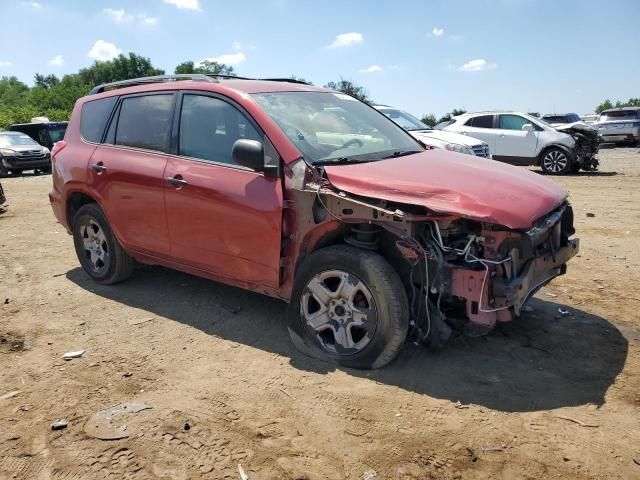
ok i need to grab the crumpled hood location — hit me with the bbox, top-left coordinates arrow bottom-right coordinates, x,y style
324,150 -> 568,229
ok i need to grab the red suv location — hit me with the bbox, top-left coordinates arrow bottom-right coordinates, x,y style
49,75 -> 579,369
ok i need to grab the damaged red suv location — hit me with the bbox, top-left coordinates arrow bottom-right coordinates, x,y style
49,75 -> 579,369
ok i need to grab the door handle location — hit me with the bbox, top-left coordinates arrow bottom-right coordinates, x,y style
166,176 -> 188,188
90,163 -> 106,173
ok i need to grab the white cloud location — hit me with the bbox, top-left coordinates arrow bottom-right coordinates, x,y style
360,65 -> 383,73
88,40 -> 122,61
0,61 -> 12,67
164,0 -> 200,10
328,32 -> 363,48
48,55 -> 64,66
103,8 -> 133,22
232,41 -> 243,51
432,27 -> 444,37
20,1 -> 41,8
200,52 -> 246,66
139,14 -> 159,25
449,34 -> 463,41
458,58 -> 497,72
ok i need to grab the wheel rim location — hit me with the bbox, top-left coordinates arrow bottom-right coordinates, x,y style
543,150 -> 568,173
301,270 -> 378,355
79,219 -> 109,273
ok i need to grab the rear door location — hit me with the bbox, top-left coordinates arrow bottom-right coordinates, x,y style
454,115 -> 497,151
163,92 -> 283,288
495,114 -> 538,162
88,93 -> 175,257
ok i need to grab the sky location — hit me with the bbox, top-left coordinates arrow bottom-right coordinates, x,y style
0,0 -> 638,117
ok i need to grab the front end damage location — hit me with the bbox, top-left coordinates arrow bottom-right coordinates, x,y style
282,159 -> 579,348
557,122 -> 600,171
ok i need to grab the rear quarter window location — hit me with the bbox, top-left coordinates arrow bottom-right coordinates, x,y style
81,97 -> 118,143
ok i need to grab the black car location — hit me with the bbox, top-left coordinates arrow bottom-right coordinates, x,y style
0,131 -> 52,177
8,121 -> 67,150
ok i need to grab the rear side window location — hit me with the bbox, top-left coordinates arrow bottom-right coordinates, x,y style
499,114 -> 530,130
115,94 -> 174,152
178,94 -> 262,165
81,97 -> 118,143
465,115 -> 494,128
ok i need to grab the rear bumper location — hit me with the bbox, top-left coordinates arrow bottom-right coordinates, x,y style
48,188 -> 68,231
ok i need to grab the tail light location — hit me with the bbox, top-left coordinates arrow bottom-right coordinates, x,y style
51,140 -> 67,159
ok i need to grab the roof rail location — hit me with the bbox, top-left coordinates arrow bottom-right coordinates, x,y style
260,77 -> 311,85
89,74 -> 217,95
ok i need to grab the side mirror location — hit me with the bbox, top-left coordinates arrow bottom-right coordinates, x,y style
522,124 -> 535,132
232,139 -> 264,171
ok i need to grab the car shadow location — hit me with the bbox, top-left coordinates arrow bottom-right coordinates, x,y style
66,265 -> 628,413
537,170 -> 619,177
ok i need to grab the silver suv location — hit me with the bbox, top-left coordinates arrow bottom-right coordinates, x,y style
597,107 -> 640,146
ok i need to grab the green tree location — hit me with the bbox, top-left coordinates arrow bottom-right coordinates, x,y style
436,108 -> 467,124
420,113 -> 437,127
174,60 -> 236,76
34,74 -> 60,89
78,52 -> 164,86
596,98 -> 640,113
324,77 -> 371,104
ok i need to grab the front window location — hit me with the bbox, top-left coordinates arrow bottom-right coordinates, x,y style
379,108 -> 430,131
252,92 -> 422,164
499,114 -> 530,130
0,133 -> 39,148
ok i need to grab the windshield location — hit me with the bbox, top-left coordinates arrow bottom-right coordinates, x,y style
0,133 -> 39,148
252,92 -> 422,164
379,108 -> 430,131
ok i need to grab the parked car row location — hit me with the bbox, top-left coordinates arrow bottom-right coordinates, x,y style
48,74 -> 580,369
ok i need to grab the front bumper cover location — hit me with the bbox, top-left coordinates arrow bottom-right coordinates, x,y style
493,238 -> 579,315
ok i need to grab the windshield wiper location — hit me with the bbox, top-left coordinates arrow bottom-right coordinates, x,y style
382,150 -> 422,159
314,157 -> 376,166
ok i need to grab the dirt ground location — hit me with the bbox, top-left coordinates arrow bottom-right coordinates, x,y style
1,148 -> 639,480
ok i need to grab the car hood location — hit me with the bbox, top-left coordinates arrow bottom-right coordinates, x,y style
554,121 -> 596,133
410,129 -> 484,148
3,145 -> 47,153
324,150 -> 568,229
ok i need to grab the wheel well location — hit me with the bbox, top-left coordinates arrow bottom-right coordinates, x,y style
303,223 -> 410,288
67,192 -> 97,228
538,144 -> 574,166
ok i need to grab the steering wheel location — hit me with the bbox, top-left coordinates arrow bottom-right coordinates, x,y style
341,138 -> 364,149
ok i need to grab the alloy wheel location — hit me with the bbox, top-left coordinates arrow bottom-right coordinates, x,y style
301,270 -> 378,355
79,219 -> 109,273
543,150 -> 568,173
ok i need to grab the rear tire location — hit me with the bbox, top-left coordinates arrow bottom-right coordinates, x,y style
540,147 -> 572,175
72,203 -> 134,285
287,245 -> 409,369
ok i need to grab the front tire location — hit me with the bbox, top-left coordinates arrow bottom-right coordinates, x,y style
287,245 -> 409,369
541,147 -> 572,175
72,203 -> 134,285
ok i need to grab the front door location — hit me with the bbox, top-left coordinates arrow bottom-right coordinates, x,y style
163,93 -> 283,288
495,114 -> 539,163
88,93 -> 175,257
